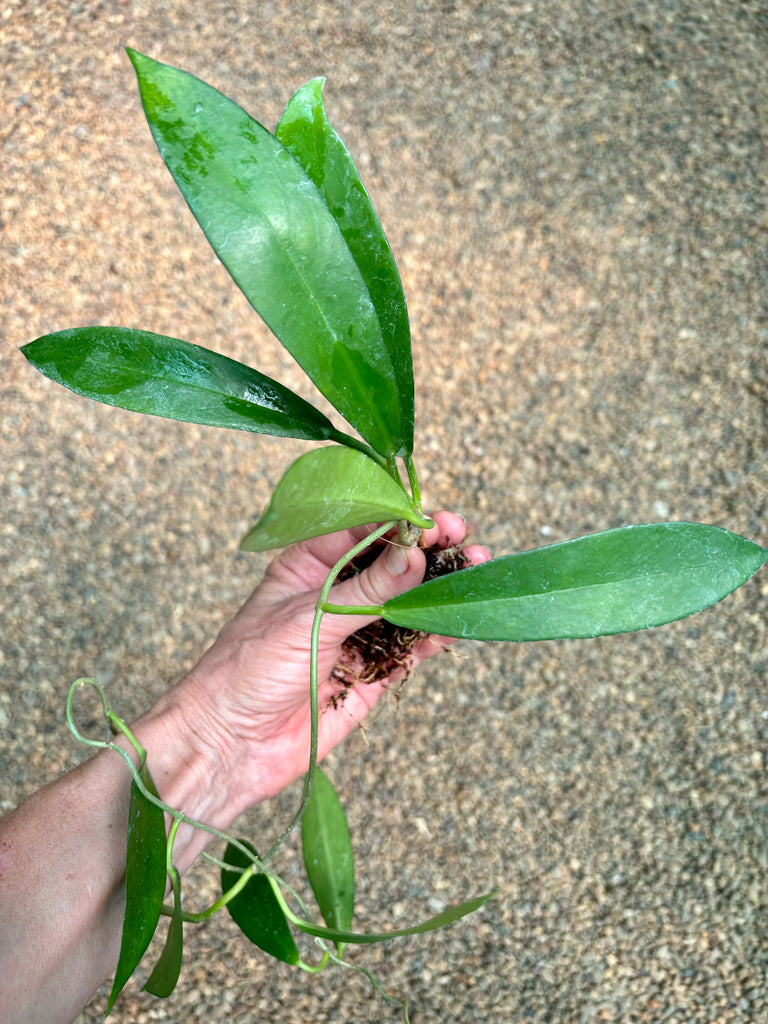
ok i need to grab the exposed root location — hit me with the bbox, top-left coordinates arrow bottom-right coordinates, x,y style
328,543 -> 470,705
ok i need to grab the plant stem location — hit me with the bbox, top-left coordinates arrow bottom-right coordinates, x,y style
162,851 -> 315,925
263,520 -> 398,864
404,455 -> 421,507
326,950 -> 411,1019
297,951 -> 332,974
166,818 -> 181,871
177,862 -> 256,922
397,519 -> 421,547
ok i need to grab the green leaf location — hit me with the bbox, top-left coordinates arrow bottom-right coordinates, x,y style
240,446 -> 433,551
301,768 -> 355,939
276,78 -> 414,456
21,327 -> 336,442
106,762 -> 167,1014
127,49 -> 407,458
288,889 -> 496,944
380,522 -> 768,641
221,841 -> 300,965
142,866 -> 183,998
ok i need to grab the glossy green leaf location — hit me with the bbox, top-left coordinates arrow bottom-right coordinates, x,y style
21,327 -> 336,442
143,866 -> 183,998
221,841 -> 300,965
276,78 -> 414,456
240,446 -> 433,551
381,522 -> 768,641
289,889 -> 496,944
127,49 -> 407,458
106,762 -> 167,1014
301,768 -> 355,938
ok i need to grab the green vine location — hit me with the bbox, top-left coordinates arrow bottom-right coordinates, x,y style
263,518 -> 398,864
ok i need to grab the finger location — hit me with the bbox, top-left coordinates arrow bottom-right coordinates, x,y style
302,522 -> 396,566
322,541 -> 427,641
418,510 -> 467,550
265,522 -> 399,592
463,541 -> 492,567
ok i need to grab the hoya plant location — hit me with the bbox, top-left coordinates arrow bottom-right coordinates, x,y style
21,51 -> 767,1019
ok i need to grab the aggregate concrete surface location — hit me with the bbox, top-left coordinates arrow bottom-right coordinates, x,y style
3,2 -> 768,1021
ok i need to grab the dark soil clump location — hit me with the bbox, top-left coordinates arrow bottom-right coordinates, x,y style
331,543 -> 470,697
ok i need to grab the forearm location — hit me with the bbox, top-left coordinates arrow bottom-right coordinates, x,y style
0,747 -> 133,1024
0,689 -> 226,1024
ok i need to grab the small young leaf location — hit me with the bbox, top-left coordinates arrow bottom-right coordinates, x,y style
240,446 -> 433,551
301,768 -> 355,935
380,522 -> 768,641
106,762 -> 167,1014
277,78 -> 414,456
288,889 -> 496,944
127,49 -> 408,458
21,327 -> 336,442
142,866 -> 183,998
221,841 -> 300,965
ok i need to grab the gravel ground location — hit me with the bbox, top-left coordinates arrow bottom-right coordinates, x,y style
3,2 -> 768,1021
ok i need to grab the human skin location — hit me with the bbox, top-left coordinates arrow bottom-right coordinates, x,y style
0,511 -> 489,1024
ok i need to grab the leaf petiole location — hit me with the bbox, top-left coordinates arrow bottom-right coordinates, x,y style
321,601 -> 381,616
327,429 -> 390,467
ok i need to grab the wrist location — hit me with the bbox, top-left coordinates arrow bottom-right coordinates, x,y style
127,684 -> 243,874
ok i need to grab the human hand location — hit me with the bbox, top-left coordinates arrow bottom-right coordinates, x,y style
161,512 -> 490,822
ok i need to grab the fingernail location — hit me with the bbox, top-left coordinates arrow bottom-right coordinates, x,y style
385,544 -> 409,575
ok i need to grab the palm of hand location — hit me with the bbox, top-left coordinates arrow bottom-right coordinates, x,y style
180,512 -> 487,806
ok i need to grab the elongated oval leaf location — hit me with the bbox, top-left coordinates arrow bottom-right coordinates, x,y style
240,446 -> 433,551
107,763 -> 167,1014
127,49 -> 406,458
22,327 -> 336,442
289,889 -> 496,944
381,522 -> 768,641
276,78 -> 414,456
143,866 -> 183,998
221,841 -> 300,965
301,768 -> 355,935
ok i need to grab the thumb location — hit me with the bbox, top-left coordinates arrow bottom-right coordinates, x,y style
325,541 -> 427,637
